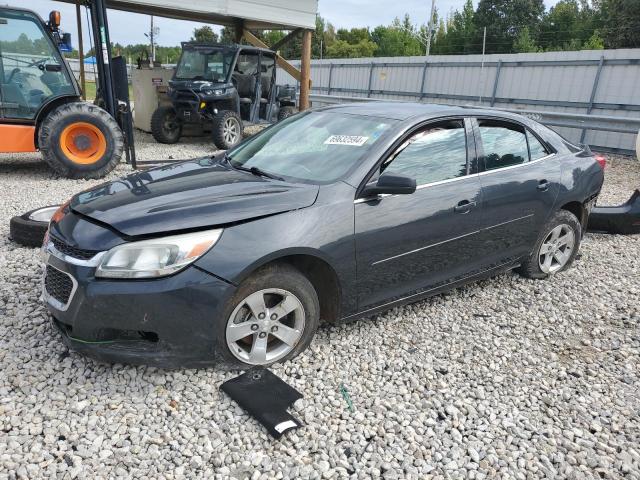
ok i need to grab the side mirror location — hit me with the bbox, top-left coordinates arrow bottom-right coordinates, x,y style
58,33 -> 73,53
360,173 -> 416,198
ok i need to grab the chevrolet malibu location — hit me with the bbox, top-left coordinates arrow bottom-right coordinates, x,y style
42,103 -> 604,368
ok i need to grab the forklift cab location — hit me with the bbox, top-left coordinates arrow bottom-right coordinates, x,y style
0,8 -> 77,122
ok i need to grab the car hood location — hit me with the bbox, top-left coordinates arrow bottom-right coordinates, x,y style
70,157 -> 319,237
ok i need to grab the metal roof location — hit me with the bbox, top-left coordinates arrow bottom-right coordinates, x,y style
56,0 -> 318,29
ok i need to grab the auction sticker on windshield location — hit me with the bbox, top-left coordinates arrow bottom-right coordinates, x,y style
324,135 -> 369,146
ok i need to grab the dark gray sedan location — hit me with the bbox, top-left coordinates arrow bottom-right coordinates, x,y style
42,103 -> 604,368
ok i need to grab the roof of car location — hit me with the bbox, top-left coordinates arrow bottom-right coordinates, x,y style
318,101 -> 521,121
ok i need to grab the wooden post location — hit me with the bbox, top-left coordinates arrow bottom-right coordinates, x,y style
75,1 -> 86,99
299,29 -> 312,111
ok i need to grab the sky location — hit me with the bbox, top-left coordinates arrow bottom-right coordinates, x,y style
25,0 -> 561,50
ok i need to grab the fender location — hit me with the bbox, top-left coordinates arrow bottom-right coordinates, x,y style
33,94 -> 81,147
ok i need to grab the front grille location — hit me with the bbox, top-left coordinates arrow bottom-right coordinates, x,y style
45,265 -> 74,306
51,236 -> 99,260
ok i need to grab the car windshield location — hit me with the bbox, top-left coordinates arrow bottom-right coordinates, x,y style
175,48 -> 234,82
227,111 -> 396,183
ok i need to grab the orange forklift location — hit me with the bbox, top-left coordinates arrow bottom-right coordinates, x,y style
0,4 -> 133,178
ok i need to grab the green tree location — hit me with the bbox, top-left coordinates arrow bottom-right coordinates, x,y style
371,15 -> 424,57
191,26 -> 219,43
513,26 -> 540,52
597,0 -> 640,48
474,0 -> 545,53
583,31 -> 604,49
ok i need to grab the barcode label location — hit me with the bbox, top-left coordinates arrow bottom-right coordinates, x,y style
324,135 -> 369,146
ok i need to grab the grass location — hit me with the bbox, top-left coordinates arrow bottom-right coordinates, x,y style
81,81 -> 133,101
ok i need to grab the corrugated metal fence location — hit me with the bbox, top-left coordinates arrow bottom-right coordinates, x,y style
276,49 -> 640,154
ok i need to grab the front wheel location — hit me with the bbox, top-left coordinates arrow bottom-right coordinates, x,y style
151,106 -> 182,144
38,102 -> 123,179
517,210 -> 582,279
212,110 -> 243,150
218,264 -> 319,367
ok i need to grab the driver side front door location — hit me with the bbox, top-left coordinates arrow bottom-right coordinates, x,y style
354,118 -> 484,311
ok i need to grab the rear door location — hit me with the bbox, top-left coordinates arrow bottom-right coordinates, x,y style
472,118 -> 560,267
354,118 -> 484,310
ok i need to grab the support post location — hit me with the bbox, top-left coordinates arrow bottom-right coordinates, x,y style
327,63 -> 334,95
419,61 -> 428,100
490,60 -> 502,107
299,29 -> 312,111
75,1 -> 86,99
367,62 -> 375,98
90,0 -> 116,117
580,55 -> 605,144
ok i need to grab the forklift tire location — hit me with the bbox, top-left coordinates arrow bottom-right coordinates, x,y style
277,106 -> 297,121
151,106 -> 182,144
212,110 -> 244,150
38,102 -> 123,179
9,206 -> 59,248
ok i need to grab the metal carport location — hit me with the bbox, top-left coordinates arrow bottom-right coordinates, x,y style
58,0 -> 318,110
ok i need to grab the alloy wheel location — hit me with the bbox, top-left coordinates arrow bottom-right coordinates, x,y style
225,288 -> 305,365
538,224 -> 576,274
223,118 -> 240,145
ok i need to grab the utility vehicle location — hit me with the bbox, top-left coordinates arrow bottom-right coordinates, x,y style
151,42 -> 297,149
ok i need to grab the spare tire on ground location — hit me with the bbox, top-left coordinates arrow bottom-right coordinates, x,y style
9,205 -> 59,248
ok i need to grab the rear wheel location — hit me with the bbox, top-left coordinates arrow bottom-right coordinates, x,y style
277,106 -> 297,121
517,210 -> 582,279
151,106 -> 182,144
219,264 -> 319,367
38,102 -> 123,179
212,110 -> 243,150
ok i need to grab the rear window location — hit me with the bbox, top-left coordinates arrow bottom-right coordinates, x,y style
478,120 -> 529,171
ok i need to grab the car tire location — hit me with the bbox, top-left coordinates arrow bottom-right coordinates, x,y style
9,206 -> 59,248
212,110 -> 243,150
218,263 -> 320,368
38,102 -> 123,179
516,209 -> 582,279
151,106 -> 182,144
277,106 -> 297,122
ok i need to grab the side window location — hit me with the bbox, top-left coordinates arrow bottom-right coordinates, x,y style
527,130 -> 549,160
235,53 -> 259,75
382,120 -> 468,185
478,120 -> 529,171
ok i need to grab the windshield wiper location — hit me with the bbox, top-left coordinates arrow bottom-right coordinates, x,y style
223,154 -> 285,181
235,164 -> 284,181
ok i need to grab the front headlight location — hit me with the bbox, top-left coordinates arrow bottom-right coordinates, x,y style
95,229 -> 222,279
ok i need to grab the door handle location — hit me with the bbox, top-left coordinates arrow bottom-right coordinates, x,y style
454,200 -> 476,213
537,180 -> 550,192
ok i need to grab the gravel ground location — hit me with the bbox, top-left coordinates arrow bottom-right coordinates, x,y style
0,138 -> 639,479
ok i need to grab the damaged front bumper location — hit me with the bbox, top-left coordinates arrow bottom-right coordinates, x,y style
587,189 -> 640,235
42,245 -> 236,368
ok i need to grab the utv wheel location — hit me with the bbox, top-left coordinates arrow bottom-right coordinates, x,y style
517,210 -> 582,279
219,264 -> 319,367
151,106 -> 182,144
38,102 -> 123,179
9,205 -> 59,248
277,106 -> 297,122
212,110 -> 243,150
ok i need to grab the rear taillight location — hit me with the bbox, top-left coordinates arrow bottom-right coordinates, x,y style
595,154 -> 607,169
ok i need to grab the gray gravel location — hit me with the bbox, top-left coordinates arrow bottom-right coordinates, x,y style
0,139 -> 639,479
